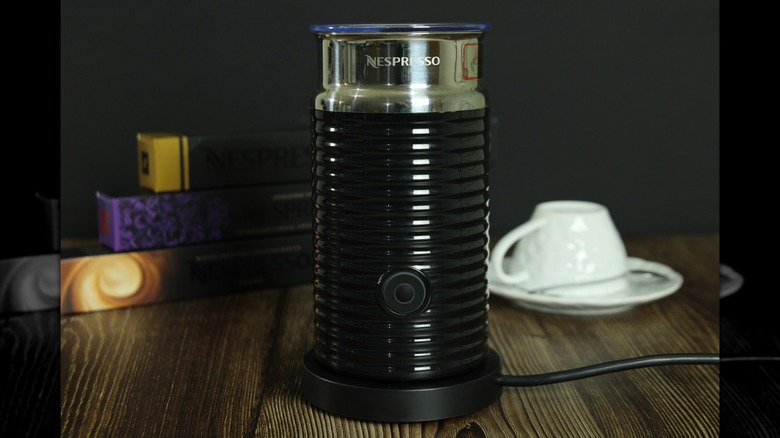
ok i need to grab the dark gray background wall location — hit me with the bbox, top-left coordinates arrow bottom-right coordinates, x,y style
60,1 -> 719,240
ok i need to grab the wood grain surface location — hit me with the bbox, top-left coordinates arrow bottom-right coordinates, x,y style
720,232 -> 780,437
1,309 -> 60,437
60,235 -> 721,437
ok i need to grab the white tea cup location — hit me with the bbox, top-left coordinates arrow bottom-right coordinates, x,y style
489,200 -> 628,297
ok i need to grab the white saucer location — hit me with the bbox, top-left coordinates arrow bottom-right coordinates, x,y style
487,257 -> 684,316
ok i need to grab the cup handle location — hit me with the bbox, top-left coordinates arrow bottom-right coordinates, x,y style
490,218 -> 548,285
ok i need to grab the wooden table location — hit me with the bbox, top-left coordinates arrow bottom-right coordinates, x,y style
59,235 -> 721,437
720,233 -> 780,437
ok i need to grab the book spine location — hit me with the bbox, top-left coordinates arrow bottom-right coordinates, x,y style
97,183 -> 311,252
60,233 -> 313,314
97,192 -> 120,251
0,253 -> 60,313
138,131 -> 311,193
137,132 -> 185,193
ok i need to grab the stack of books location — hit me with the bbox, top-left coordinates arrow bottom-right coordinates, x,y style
60,130 -> 313,314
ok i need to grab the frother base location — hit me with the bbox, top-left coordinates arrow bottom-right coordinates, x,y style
301,349 -> 503,422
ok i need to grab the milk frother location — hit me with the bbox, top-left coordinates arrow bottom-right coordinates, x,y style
301,23 -> 503,422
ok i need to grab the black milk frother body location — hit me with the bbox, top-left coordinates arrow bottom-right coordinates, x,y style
301,23 -> 503,422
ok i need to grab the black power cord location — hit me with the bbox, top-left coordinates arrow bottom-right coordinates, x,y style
496,354 -> 780,387
496,265 -> 780,387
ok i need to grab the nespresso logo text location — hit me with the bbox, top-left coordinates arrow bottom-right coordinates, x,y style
365,55 -> 441,68
204,146 -> 308,173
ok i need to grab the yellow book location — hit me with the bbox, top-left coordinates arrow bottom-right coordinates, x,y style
137,130 -> 310,193
137,132 -> 190,192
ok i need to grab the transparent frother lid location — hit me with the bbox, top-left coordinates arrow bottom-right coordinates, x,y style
309,23 -> 491,34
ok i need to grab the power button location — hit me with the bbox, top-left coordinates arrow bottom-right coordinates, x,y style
377,268 -> 431,317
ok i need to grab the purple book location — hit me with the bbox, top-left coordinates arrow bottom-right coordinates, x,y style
97,183 -> 311,252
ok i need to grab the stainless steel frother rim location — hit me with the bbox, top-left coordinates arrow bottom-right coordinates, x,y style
311,23 -> 490,113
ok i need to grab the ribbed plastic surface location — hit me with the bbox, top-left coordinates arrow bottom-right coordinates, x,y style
311,109 -> 491,381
